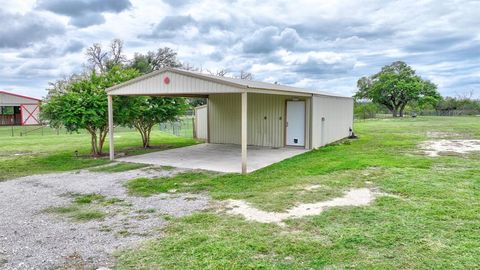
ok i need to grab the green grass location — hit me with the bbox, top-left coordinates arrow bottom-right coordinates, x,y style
117,116 -> 480,269
43,193 -> 125,222
73,193 -> 106,204
90,162 -> 149,173
0,126 -> 197,181
71,210 -> 106,221
44,205 -> 106,221
126,171 -> 216,196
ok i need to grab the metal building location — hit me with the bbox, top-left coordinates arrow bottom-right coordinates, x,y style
0,91 -> 41,126
107,68 -> 353,173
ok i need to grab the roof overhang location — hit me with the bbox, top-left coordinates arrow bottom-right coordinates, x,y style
0,90 -> 41,102
106,67 -> 349,99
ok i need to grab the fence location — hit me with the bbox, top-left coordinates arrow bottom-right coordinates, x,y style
159,117 -> 195,138
0,125 -> 142,138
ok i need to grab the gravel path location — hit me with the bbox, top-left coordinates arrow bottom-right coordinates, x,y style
0,166 -> 212,270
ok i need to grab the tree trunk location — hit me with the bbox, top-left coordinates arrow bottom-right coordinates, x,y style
91,132 -> 99,156
399,103 -> 407,117
142,130 -> 148,148
145,126 -> 153,148
391,109 -> 398,117
134,124 -> 149,148
98,127 -> 108,155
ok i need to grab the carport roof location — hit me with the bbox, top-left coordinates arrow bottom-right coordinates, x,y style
106,67 -> 350,98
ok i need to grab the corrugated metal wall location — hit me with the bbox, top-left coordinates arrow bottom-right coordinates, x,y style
194,105 -> 208,140
109,71 -> 243,96
208,93 -> 241,144
311,95 -> 353,148
209,93 -> 309,148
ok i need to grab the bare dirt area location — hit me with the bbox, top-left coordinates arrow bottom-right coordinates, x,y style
0,167 -> 211,270
420,139 -> 480,157
225,188 -> 385,226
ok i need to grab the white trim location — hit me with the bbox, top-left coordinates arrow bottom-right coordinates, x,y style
108,95 -> 114,160
241,92 -> 248,174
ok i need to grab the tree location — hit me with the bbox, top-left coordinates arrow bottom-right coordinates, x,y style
86,39 -> 126,73
238,70 -> 253,80
123,47 -> 189,147
129,47 -> 182,73
41,66 -> 140,156
354,102 -> 379,119
115,96 -> 188,148
355,61 -> 441,117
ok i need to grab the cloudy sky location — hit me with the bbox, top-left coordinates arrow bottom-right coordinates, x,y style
1,0 -> 479,99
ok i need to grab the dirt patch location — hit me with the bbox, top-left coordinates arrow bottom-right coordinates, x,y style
426,131 -> 471,139
303,184 -> 322,191
226,188 -> 383,225
420,139 -> 480,157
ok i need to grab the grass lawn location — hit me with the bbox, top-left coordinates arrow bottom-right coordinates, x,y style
0,126 -> 197,181
117,116 -> 480,269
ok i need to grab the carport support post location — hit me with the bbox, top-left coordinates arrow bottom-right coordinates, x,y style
241,91 -> 247,174
108,95 -> 114,161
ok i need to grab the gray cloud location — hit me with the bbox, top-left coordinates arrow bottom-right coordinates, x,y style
162,0 -> 193,6
0,10 -> 65,48
242,27 -> 301,54
404,32 -> 471,53
37,0 -> 132,27
293,57 -> 356,78
19,40 -> 85,58
141,15 -> 196,38
2,0 -> 479,99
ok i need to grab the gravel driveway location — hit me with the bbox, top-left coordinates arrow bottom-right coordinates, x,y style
0,166 -> 212,270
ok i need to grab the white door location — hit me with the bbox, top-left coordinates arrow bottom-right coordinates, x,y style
286,101 -> 305,146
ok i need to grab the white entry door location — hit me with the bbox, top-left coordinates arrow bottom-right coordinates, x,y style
286,101 -> 305,146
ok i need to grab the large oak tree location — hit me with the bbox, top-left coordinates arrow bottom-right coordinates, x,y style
355,61 -> 441,117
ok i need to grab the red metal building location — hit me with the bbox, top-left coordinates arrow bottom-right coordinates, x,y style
0,91 -> 41,126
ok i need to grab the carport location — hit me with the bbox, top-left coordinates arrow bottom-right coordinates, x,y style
106,68 -> 353,174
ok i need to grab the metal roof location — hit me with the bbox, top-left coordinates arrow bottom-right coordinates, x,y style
0,90 -> 41,101
107,68 -> 351,98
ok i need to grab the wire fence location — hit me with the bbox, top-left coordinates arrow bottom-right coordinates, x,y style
355,110 -> 480,120
158,117 -> 195,138
0,125 -> 143,138
0,117 -> 196,138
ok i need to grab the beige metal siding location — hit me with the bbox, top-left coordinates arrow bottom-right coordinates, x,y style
311,95 -> 353,148
194,105 -> 208,140
108,71 -> 243,96
208,93 -> 241,144
209,93 -> 309,148
247,93 -> 287,147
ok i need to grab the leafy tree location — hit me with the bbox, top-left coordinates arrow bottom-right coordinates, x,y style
41,66 -> 140,156
355,61 -> 441,117
435,93 -> 480,115
129,47 -> 182,73
354,102 -> 379,119
122,47 -> 190,147
115,96 -> 188,148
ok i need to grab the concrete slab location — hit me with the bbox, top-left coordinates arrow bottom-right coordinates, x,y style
118,143 -> 308,173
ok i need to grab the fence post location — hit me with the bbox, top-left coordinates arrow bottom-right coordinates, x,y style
192,117 -> 195,138
11,126 -> 14,137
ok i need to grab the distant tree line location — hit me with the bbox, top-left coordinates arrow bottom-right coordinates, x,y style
354,61 -> 479,119
355,95 -> 480,119
41,39 -> 253,156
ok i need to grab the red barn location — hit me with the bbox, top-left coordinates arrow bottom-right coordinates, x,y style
0,91 -> 41,126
